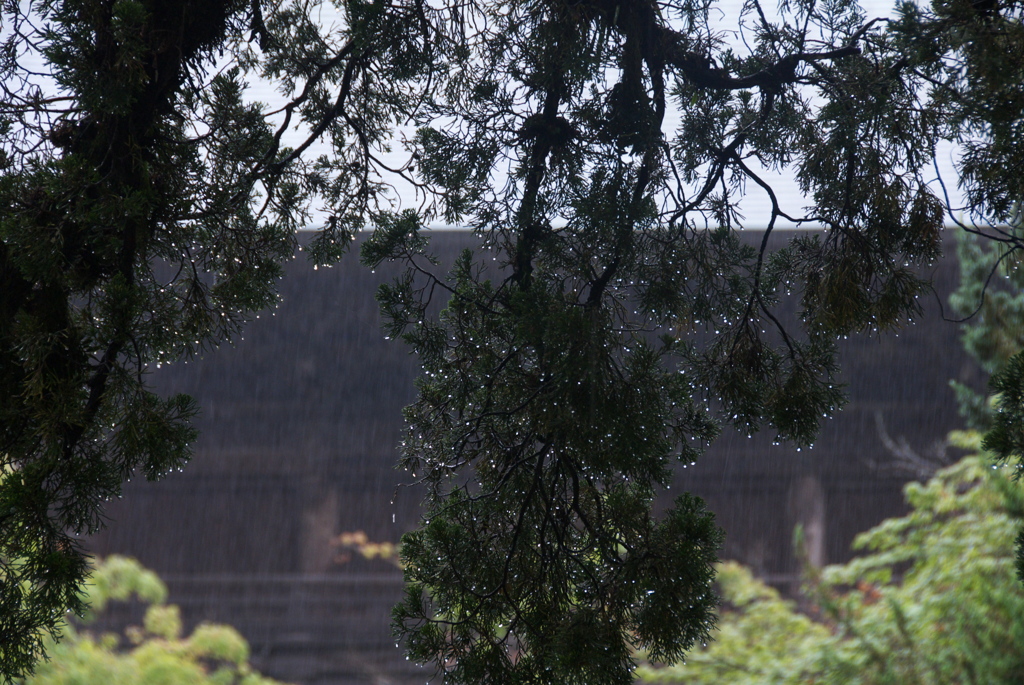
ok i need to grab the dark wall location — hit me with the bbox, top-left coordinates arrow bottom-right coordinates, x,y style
84,229 -> 977,683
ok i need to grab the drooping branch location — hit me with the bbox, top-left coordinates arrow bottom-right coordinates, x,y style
663,39 -> 861,91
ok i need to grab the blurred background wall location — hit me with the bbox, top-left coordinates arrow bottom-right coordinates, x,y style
84,230 -> 978,685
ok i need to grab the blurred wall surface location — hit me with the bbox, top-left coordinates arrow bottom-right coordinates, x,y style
86,230 -> 976,684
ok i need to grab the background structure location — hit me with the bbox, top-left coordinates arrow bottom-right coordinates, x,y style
85,230 -> 977,685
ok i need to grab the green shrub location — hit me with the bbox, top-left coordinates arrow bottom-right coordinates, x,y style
21,556 -> 287,685
639,438 -> 1024,684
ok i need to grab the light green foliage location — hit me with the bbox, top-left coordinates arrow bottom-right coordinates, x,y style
639,562 -> 831,684
81,555 -> 167,618
20,556 -> 285,685
638,446 -> 1024,684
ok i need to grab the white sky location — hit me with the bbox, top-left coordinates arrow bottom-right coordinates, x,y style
4,0 -> 962,229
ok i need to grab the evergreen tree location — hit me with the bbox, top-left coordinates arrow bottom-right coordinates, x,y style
0,0 -> 312,677
948,222 -> 1024,581
1,0 -> 1023,682
948,220 -> 1024,431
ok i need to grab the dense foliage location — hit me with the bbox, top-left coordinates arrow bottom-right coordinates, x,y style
944,226 -> 1024,582
638,437 -> 1024,684
948,220 -> 1024,431
962,226 -> 1024,491
20,556 -> 286,685
0,0 -> 309,675
1,0 -> 1023,681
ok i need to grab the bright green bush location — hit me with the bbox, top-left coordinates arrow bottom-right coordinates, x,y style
638,438 -> 1024,684
20,556 -> 287,685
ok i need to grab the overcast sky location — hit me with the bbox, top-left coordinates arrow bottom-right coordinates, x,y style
8,0 -> 962,230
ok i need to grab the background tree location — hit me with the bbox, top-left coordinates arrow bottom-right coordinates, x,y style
947,216 -> 1024,430
952,216 -> 1024,486
946,219 -> 1024,583
637,434 -> 1024,684
2,0 -> 1024,682
20,555 -> 287,685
